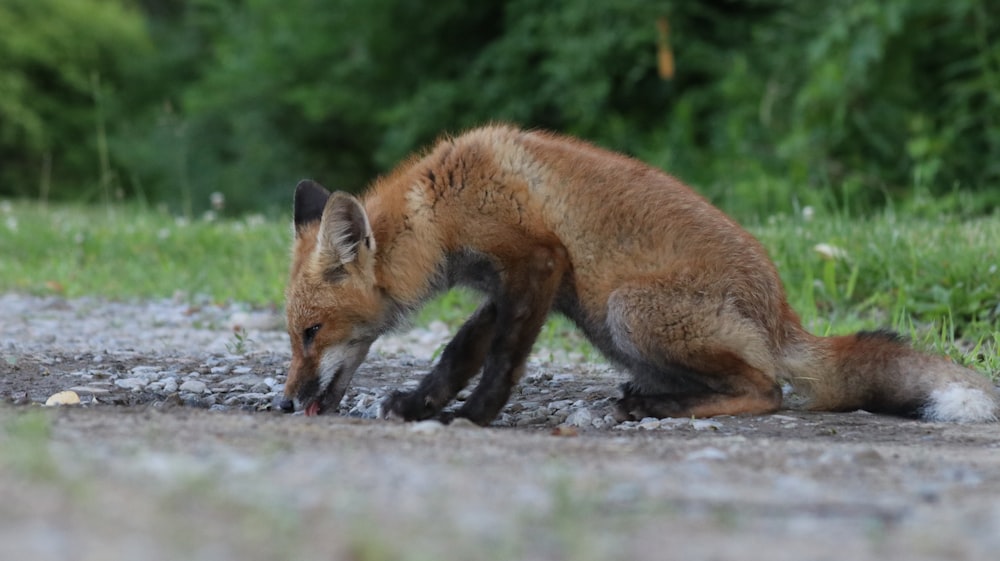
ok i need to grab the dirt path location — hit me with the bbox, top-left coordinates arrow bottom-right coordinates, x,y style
2,295 -> 999,560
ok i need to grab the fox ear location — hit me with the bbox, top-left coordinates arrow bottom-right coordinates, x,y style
317,192 -> 375,271
293,179 -> 331,233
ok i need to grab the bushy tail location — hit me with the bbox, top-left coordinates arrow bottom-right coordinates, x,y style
782,329 -> 999,423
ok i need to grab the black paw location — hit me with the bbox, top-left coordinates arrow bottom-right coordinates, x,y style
614,394 -> 647,422
453,399 -> 503,427
381,390 -> 439,422
435,410 -> 456,425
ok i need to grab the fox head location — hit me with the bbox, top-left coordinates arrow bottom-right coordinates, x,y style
281,179 -> 384,416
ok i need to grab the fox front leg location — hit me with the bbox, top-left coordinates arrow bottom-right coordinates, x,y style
382,302 -> 498,421
453,245 -> 569,426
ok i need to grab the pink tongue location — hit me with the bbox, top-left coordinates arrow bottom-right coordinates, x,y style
305,402 -> 321,417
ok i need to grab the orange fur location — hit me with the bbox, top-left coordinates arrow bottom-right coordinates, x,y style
281,126 -> 999,425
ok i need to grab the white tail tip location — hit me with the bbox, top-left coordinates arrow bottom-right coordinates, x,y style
923,383 -> 999,423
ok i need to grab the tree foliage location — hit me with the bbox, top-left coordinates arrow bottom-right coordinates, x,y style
0,0 -> 148,200
2,0 -> 999,216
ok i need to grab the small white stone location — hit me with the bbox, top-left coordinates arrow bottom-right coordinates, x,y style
408,420 -> 445,434
564,408 -> 593,428
690,419 -> 723,431
66,386 -> 110,395
638,418 -> 662,430
179,380 -> 208,394
448,418 -> 480,429
658,418 -> 690,429
547,399 -> 573,411
114,378 -> 145,391
685,447 -> 728,461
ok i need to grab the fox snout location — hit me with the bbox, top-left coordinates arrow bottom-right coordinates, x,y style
280,366 -> 329,416
280,342 -> 372,416
278,374 -> 321,415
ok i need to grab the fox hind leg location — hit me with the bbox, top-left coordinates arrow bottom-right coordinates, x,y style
607,277 -> 783,420
614,359 -> 782,420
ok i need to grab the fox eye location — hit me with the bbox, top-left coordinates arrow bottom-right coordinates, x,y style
303,324 -> 322,345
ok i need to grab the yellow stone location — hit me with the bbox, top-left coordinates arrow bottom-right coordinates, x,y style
45,390 -> 81,406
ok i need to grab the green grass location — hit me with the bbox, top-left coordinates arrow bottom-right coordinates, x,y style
0,202 -> 288,304
1,200 -> 997,375
756,210 -> 1000,333
0,410 -> 58,481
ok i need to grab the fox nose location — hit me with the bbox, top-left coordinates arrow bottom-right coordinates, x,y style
278,398 -> 295,413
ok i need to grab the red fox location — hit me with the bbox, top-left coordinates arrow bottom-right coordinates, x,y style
280,125 -> 999,425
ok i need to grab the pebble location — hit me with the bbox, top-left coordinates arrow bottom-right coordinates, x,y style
67,386 -> 111,395
547,399 -> 573,411
223,393 -> 269,406
449,418 -> 480,429
347,394 -> 381,418
45,390 -> 81,406
409,420 -> 445,434
639,418 -> 663,430
516,411 -> 549,426
690,419 -> 723,431
250,382 -> 271,393
852,448 -> 885,466
130,366 -> 162,377
222,374 -> 264,387
114,378 -> 145,391
179,380 -> 208,394
685,447 -> 729,462
564,408 -> 593,428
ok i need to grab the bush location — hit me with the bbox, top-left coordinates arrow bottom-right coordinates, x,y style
3,1 -> 999,217
0,0 -> 148,201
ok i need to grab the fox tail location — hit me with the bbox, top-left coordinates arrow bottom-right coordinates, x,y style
782,329 -> 998,423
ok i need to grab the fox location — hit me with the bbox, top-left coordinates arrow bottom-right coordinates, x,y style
279,124 -> 999,426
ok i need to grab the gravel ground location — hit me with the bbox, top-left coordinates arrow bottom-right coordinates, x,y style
2,293 -> 1000,560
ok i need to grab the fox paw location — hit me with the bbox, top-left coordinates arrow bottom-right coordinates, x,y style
435,410 -> 456,425
614,394 -> 647,422
615,382 -> 655,421
381,390 -> 440,422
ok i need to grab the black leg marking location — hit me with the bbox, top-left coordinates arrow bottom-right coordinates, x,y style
384,302 -> 497,421
455,245 -> 568,426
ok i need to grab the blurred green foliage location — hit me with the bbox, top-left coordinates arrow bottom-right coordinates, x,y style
0,0 -> 148,201
2,0 -> 999,216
